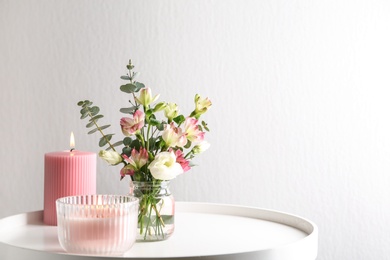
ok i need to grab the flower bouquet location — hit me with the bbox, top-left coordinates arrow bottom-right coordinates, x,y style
77,59 -> 211,241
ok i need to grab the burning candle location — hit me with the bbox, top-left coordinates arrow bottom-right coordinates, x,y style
44,132 -> 96,225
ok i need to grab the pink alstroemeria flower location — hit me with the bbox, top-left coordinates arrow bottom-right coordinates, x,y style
183,117 -> 205,143
120,110 -> 145,136
162,123 -> 187,148
123,148 -> 149,170
120,148 -> 149,180
173,149 -> 191,173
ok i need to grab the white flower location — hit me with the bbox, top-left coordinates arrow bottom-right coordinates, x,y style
99,150 -> 123,165
192,141 -> 210,154
148,151 -> 183,180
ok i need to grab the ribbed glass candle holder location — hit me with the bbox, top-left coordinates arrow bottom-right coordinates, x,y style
56,195 -> 138,256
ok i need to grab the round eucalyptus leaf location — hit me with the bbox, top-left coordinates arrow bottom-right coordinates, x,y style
120,83 -> 138,93
123,137 -> 132,146
90,106 -> 100,116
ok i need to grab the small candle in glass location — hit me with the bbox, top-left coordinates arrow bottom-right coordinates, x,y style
56,195 -> 138,256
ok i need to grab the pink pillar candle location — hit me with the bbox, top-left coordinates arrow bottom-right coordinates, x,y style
44,150 -> 96,225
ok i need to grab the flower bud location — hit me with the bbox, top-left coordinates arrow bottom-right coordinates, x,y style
164,103 -> 179,121
194,94 -> 212,115
192,141 -> 210,154
136,87 -> 160,106
99,150 -> 123,165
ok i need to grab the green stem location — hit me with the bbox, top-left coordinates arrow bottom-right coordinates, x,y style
146,124 -> 152,151
137,133 -> 146,148
152,203 -> 165,227
144,199 -> 154,240
184,150 -> 193,159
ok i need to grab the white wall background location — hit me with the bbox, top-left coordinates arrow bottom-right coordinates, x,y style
1,0 -> 390,259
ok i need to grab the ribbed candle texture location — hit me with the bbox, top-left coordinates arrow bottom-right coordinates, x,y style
44,150 -> 96,225
56,195 -> 138,255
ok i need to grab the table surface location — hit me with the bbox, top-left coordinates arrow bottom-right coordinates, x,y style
0,202 -> 318,260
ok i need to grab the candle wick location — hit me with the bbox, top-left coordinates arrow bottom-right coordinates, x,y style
70,148 -> 75,152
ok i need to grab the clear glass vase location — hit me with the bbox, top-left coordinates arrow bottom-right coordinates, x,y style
129,181 -> 175,241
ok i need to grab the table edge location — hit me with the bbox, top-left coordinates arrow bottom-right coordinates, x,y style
0,202 -> 318,260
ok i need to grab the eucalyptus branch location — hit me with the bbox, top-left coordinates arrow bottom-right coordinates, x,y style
87,110 -> 117,152
77,100 -> 118,152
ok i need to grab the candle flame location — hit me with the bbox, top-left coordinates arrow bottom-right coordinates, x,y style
70,132 -> 75,150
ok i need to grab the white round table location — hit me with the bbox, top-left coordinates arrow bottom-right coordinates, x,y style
0,202 -> 318,260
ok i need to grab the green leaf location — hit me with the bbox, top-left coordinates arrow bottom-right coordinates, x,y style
88,128 -> 99,134
184,140 -> 192,149
149,118 -> 160,126
77,101 -> 84,106
156,122 -> 165,131
145,109 -> 153,118
173,115 -> 185,125
86,121 -> 95,128
99,134 -> 113,147
122,146 -> 132,156
123,137 -> 132,146
112,140 -> 123,147
120,107 -> 137,114
131,139 -> 141,150
154,140 -> 162,150
131,72 -> 139,80
89,114 -> 103,122
202,120 -> 210,131
153,102 -> 166,112
120,83 -> 138,93
120,75 -> 131,80
80,112 -> 89,120
90,106 -> 100,116
82,100 -> 92,107
107,141 -> 123,150
148,137 -> 157,150
159,140 -> 166,149
99,137 -> 108,147
80,106 -> 89,115
134,82 -> 145,91
99,125 -> 111,131
87,124 -> 110,134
